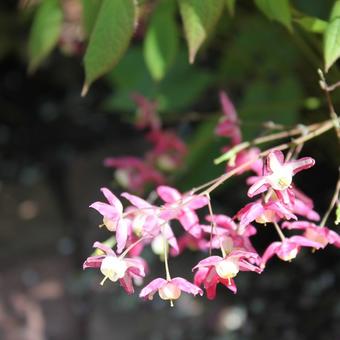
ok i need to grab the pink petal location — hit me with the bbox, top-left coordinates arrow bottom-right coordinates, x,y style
119,273 -> 134,295
237,202 -> 264,228
125,257 -> 146,277
163,223 -> 179,255
178,209 -> 201,237
139,278 -> 167,299
83,255 -> 105,269
267,150 -> 284,173
247,177 -> 270,197
171,277 -> 203,296
219,91 -> 238,122
156,186 -> 181,203
219,277 -> 237,294
100,187 -> 123,213
261,241 -> 281,267
121,192 -> 153,209
186,196 -> 209,210
193,256 -> 223,270
290,157 -> 315,175
289,235 -> 323,249
89,202 -> 119,220
116,219 -> 130,254
93,241 -> 116,256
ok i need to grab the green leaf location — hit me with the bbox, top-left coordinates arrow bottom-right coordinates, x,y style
225,0 -> 236,16
82,0 -> 136,95
81,0 -> 102,37
294,16 -> 327,34
324,0 -> 340,72
105,48 -> 213,113
178,0 -> 225,63
28,0 -> 63,73
144,0 -> 179,81
254,0 -> 292,31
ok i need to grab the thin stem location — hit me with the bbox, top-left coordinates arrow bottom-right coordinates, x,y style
273,222 -> 286,242
203,118 -> 338,196
320,168 -> 340,227
163,234 -> 171,281
119,236 -> 146,259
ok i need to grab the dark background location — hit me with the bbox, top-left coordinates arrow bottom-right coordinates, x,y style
0,1 -> 340,339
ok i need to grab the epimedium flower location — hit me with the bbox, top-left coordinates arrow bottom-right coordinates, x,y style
157,185 -> 209,238
282,221 -> 340,249
83,242 -> 146,295
247,150 -> 315,203
121,192 -> 180,255
193,250 -> 262,299
139,277 -> 203,305
235,200 -> 297,229
104,156 -> 165,193
261,235 -> 323,268
90,187 -> 130,254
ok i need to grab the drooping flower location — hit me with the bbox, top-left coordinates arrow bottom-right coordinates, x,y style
90,188 -> 129,253
157,185 -> 209,238
83,242 -> 146,294
282,221 -> 340,249
146,130 -> 187,171
121,192 -> 179,254
104,156 -> 165,193
235,200 -> 297,229
193,250 -> 262,299
215,91 -> 242,146
261,235 -> 323,268
248,150 -> 315,204
131,92 -> 160,131
139,277 -> 203,303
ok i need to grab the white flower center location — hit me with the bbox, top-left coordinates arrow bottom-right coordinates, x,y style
279,248 -> 298,261
158,282 -> 181,300
268,168 -> 292,190
222,237 -> 234,254
103,217 -> 116,231
215,258 -> 240,279
100,256 -> 127,283
151,234 -> 167,255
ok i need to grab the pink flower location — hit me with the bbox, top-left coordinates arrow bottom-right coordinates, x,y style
139,277 -> 203,303
226,147 -> 263,175
204,214 -> 258,255
122,192 -> 179,254
215,91 -> 242,145
104,156 -> 165,193
146,130 -> 187,171
235,201 -> 297,229
83,242 -> 146,294
193,250 -> 262,299
282,221 -> 340,248
157,186 -> 209,238
90,188 -> 129,254
248,150 -> 315,204
261,235 -> 323,268
131,93 -> 160,131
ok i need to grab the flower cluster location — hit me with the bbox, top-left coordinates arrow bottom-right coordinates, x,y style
104,93 -> 187,193
84,92 -> 340,305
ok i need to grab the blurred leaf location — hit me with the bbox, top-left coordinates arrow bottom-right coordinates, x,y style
83,0 -> 136,95
144,0 -> 179,81
239,76 -> 302,139
254,0 -> 292,31
28,0 -> 63,73
178,0 -> 225,63
82,0 -> 102,37
225,0 -> 236,16
324,0 -> 340,72
294,16 -> 327,33
106,48 -> 213,112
